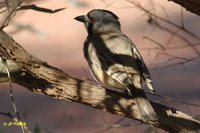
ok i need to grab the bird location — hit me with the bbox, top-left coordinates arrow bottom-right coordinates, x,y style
74,9 -> 158,122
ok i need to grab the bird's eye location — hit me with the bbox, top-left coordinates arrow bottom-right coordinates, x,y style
90,17 -> 96,23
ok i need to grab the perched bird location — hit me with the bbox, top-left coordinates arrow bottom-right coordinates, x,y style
75,9 -> 158,122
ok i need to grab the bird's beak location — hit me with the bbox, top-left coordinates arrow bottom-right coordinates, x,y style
74,15 -> 89,23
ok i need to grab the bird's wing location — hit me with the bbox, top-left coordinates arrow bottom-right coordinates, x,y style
95,34 -> 142,88
94,34 -> 155,92
130,39 -> 155,93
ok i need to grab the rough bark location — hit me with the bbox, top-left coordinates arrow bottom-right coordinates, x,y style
168,0 -> 200,16
0,30 -> 200,133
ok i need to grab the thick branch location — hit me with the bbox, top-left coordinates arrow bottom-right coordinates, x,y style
168,0 -> 200,16
0,30 -> 200,133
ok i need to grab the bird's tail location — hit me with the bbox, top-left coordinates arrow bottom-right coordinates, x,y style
128,85 -> 158,122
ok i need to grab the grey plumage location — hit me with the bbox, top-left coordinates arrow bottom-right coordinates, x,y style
75,9 -> 158,122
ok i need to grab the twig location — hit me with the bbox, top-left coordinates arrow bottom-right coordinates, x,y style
143,36 -> 165,50
125,0 -> 200,40
180,7 -> 185,28
0,57 -> 25,133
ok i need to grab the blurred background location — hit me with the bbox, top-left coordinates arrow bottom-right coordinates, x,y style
0,0 -> 200,132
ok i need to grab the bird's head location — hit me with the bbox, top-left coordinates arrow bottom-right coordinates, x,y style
74,9 -> 121,35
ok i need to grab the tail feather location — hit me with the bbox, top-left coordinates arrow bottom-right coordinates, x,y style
128,85 -> 158,122
135,95 -> 158,122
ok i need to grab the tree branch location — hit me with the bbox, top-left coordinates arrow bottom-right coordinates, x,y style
0,30 -> 200,133
167,0 -> 200,16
